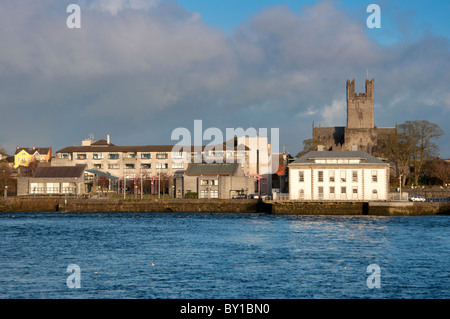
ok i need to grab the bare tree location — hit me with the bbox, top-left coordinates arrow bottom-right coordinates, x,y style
296,138 -> 317,158
399,120 -> 444,185
429,159 -> 450,186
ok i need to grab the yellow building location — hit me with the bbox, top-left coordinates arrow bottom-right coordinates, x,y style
14,147 -> 52,169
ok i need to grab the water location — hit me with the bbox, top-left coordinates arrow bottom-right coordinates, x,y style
0,212 -> 449,299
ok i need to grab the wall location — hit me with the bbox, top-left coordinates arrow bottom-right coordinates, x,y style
1,198 -> 449,215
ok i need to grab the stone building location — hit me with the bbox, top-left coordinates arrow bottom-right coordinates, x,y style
17,165 -> 87,196
175,163 -> 255,199
313,78 -> 396,154
289,150 -> 390,201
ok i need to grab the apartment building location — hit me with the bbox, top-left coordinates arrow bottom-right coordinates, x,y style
289,150 -> 389,201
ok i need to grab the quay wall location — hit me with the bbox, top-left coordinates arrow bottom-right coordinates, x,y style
0,198 -> 449,216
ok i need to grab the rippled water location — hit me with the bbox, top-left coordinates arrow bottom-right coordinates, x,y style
0,212 -> 448,299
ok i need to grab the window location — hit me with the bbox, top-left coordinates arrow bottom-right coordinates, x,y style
352,171 -> 358,182
77,153 -> 87,160
201,180 -> 209,185
318,186 -> 324,199
341,186 -> 347,200
58,153 -> 71,159
125,164 -> 135,169
141,163 -> 151,169
109,153 -> 119,159
93,153 -> 103,159
329,170 -> 335,182
210,190 -> 219,198
340,171 -> 346,183
172,152 -> 184,159
211,180 -> 219,186
46,182 -> 60,194
330,186 -> 335,194
372,170 -> 378,182
93,164 -> 102,169
352,186 -> 358,199
156,163 -> 168,169
318,171 -> 324,182
372,189 -> 378,200
199,190 -> 209,199
298,189 -> 304,200
299,171 -> 304,182
108,164 -> 120,169
156,152 -> 168,159
62,182 -> 76,194
127,153 -> 137,158
141,152 -> 151,159
172,163 -> 184,169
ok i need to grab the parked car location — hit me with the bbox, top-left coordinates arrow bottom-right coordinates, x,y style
260,193 -> 272,200
233,194 -> 247,199
409,195 -> 426,202
249,194 -> 259,199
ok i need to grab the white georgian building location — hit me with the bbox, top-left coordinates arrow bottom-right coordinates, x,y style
289,151 -> 389,201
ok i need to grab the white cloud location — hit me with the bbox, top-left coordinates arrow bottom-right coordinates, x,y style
85,0 -> 160,15
320,99 -> 346,126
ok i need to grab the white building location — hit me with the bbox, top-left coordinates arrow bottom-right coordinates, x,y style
289,151 -> 389,201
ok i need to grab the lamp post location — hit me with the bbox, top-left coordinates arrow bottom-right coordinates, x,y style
140,168 -> 143,200
399,174 -> 403,201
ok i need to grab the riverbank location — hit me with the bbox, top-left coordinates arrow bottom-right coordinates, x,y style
1,198 -> 449,216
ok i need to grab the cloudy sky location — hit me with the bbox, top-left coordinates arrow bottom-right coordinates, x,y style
0,0 -> 449,157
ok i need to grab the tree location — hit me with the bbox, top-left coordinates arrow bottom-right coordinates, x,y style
399,120 -> 444,185
429,159 -> 450,186
376,130 -> 411,186
296,138 -> 317,158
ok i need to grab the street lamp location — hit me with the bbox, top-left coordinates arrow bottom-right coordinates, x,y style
399,174 -> 403,201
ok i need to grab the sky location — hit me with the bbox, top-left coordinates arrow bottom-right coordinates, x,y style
0,0 -> 449,157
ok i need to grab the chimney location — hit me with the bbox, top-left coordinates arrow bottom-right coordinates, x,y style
317,145 -> 324,151
107,134 -> 110,144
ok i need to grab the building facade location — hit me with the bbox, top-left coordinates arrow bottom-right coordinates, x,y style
14,146 -> 53,169
289,151 -> 389,201
17,165 -> 87,196
176,163 -> 255,199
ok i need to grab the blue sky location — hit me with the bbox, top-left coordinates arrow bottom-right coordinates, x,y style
0,0 -> 449,158
175,0 -> 450,44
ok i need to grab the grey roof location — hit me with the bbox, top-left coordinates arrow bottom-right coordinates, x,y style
185,163 -> 239,175
33,165 -> 86,178
291,151 -> 385,164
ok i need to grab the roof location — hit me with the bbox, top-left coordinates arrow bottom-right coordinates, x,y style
56,143 -> 249,154
185,163 -> 240,175
15,147 -> 51,155
91,139 -> 115,146
291,151 -> 386,165
56,145 -> 179,153
85,169 -> 119,180
33,165 -> 86,178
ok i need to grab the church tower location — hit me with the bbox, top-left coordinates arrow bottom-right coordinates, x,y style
346,78 -> 374,129
344,78 -> 377,152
